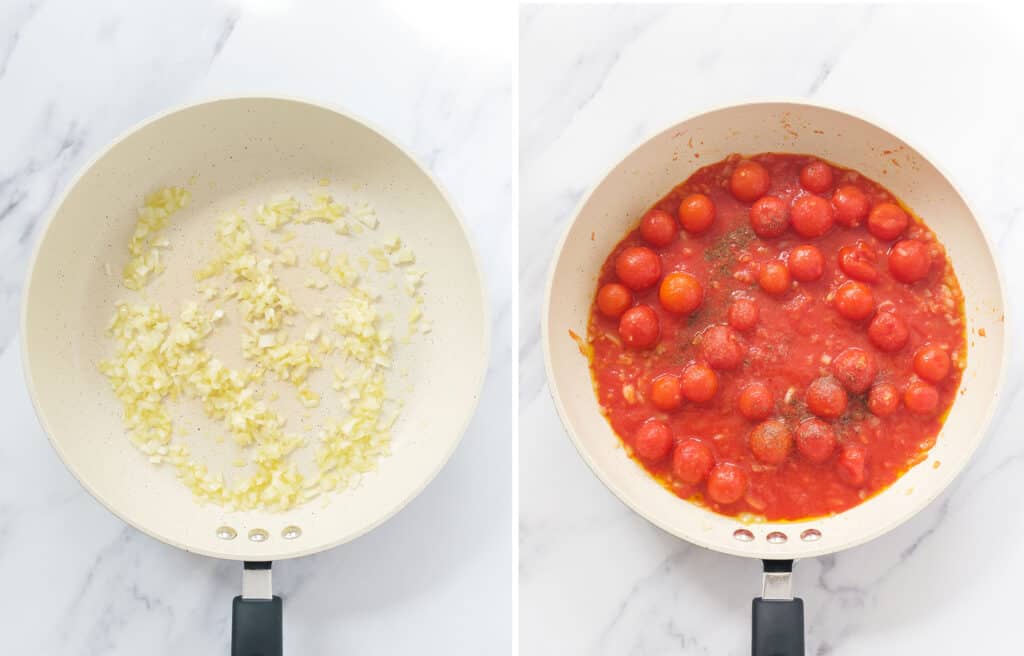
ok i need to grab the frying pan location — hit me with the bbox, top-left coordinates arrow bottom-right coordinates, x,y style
21,97 -> 489,655
543,101 -> 1006,655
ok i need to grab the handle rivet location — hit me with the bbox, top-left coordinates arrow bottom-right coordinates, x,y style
248,529 -> 269,542
216,526 -> 237,540
282,525 -> 302,540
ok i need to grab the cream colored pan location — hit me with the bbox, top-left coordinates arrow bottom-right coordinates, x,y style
543,101 -> 1006,655
22,97 -> 488,655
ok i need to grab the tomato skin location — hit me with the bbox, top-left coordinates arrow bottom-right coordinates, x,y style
836,443 -> 868,486
706,462 -> 748,504
700,325 -> 745,370
787,245 -> 824,282
634,420 -> 673,462
672,439 -> 715,484
678,194 -> 716,234
597,283 -> 632,318
650,374 -> 683,411
904,380 -> 939,414
800,161 -> 834,194
790,195 -> 835,238
832,185 -> 870,226
888,239 -> 932,283
868,202 -> 909,240
914,343 -> 951,383
738,381 -> 773,420
618,305 -> 660,349
749,419 -> 793,465
729,161 -> 771,202
759,260 -> 792,295
640,209 -> 678,247
806,377 -> 848,419
838,241 -> 879,282
795,418 -> 836,464
868,382 -> 900,417
658,272 -> 703,314
833,281 -> 875,320
832,347 -> 878,393
615,246 -> 662,290
868,311 -> 909,352
728,297 -> 760,331
749,196 -> 789,238
680,362 -> 718,403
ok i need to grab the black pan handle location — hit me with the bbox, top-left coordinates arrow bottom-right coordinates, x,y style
232,561 -> 283,656
752,559 -> 804,656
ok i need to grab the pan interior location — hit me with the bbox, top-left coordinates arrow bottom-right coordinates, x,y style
23,98 -> 488,560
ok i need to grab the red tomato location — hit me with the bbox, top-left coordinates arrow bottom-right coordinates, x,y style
888,239 -> 932,283
799,161 -> 834,194
795,419 -> 837,464
596,283 -> 632,318
681,362 -> 718,403
832,347 -> 877,393
838,241 -> 879,282
759,260 -> 792,295
700,325 -> 745,370
640,208 -> 678,247
634,420 -> 673,462
832,185 -> 870,227
914,344 -> 951,383
787,245 -> 824,282
749,419 -> 793,465
706,462 -> 748,504
868,311 -> 909,352
790,195 -> 834,238
749,196 -> 789,238
868,202 -> 909,240
618,305 -> 660,349
672,439 -> 715,485
833,280 -> 875,320
729,161 -> 771,202
728,297 -> 760,331
904,381 -> 939,415
615,246 -> 662,290
868,382 -> 900,417
738,381 -> 773,420
678,194 -> 716,234
836,443 -> 868,486
658,272 -> 703,314
650,374 -> 683,411
805,377 -> 848,419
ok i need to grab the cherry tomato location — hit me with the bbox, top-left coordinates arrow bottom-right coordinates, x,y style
904,380 -> 939,415
868,382 -> 900,417
868,311 -> 909,352
681,362 -> 718,403
759,260 -> 791,295
914,343 -> 951,383
618,305 -> 660,349
634,420 -> 673,462
596,283 -> 632,318
799,160 -> 834,194
805,376 -> 848,419
832,185 -> 870,227
615,246 -> 662,290
787,245 -> 824,282
749,196 -> 789,238
658,272 -> 703,314
838,241 -> 879,282
706,462 -> 748,504
868,202 -> 909,240
836,443 -> 868,486
738,381 -> 773,420
790,195 -> 835,238
728,297 -> 760,331
640,208 -> 678,247
833,280 -> 874,320
832,347 -> 877,393
678,193 -> 716,234
672,439 -> 714,485
749,419 -> 793,465
729,160 -> 771,202
650,374 -> 683,411
795,418 -> 837,464
888,239 -> 932,283
700,325 -> 745,370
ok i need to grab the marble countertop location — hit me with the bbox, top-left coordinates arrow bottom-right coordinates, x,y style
0,1 -> 513,654
520,4 -> 1024,655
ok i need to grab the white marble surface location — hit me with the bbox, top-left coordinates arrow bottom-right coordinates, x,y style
520,4 -> 1024,655
0,1 -> 513,653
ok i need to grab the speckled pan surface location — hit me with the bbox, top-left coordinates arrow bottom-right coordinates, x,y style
21,97 -> 489,560
544,101 -> 1006,559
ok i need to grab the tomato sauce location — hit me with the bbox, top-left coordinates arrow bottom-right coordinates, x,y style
587,153 -> 965,521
